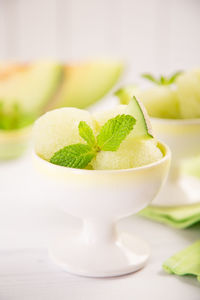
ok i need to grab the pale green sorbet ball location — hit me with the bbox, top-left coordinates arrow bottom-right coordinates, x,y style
91,139 -> 163,170
176,69 -> 200,118
33,107 -> 95,161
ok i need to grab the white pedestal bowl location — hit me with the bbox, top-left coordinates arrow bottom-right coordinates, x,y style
151,118 -> 200,207
33,142 -> 170,277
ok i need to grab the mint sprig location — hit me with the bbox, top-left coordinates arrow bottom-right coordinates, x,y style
97,114 -> 135,151
78,121 -> 96,148
50,144 -> 96,169
141,71 -> 182,86
50,114 -> 136,169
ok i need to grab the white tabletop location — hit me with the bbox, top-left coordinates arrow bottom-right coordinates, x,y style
0,150 -> 200,300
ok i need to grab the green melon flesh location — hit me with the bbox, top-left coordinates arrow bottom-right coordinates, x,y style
138,87 -> 180,119
49,60 -> 124,109
126,97 -> 153,139
94,97 -> 153,140
33,104 -> 162,170
116,85 -> 180,119
0,60 -> 123,160
176,69 -> 200,118
115,88 -> 154,139
115,85 -> 139,104
33,107 -> 95,161
0,61 -> 63,115
91,138 -> 163,170
92,99 -> 161,170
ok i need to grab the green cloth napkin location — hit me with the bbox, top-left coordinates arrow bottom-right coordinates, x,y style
139,203 -> 200,228
163,240 -> 200,282
182,156 -> 200,179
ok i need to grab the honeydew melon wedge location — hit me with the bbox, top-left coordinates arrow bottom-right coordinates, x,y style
0,60 -> 123,159
0,61 -> 63,159
0,61 -> 63,115
95,97 -> 153,140
115,88 -> 154,139
48,60 -> 124,110
0,60 -> 123,115
126,97 -> 153,139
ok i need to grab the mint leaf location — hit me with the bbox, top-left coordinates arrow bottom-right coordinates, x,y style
50,143 -> 96,169
78,121 -> 96,147
160,75 -> 167,85
142,71 -> 182,86
168,71 -> 182,84
97,114 -> 136,151
141,73 -> 158,84
50,115 -> 136,169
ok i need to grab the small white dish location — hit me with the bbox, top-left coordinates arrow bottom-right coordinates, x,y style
151,118 -> 200,207
33,142 -> 170,277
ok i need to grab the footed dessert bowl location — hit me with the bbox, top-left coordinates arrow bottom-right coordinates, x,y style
33,141 -> 170,277
151,118 -> 200,207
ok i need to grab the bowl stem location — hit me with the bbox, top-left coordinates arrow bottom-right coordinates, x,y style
81,218 -> 117,245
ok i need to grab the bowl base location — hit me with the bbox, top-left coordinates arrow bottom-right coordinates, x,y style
49,231 -> 150,277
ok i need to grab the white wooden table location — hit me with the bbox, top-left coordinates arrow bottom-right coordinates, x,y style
0,150 -> 200,300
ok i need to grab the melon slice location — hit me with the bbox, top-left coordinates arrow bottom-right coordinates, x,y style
0,61 -> 63,115
0,60 -> 123,159
48,60 -> 123,110
94,97 -> 153,139
126,97 -> 153,139
0,60 -> 123,116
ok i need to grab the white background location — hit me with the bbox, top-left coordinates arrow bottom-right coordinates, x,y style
0,0 -> 200,78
